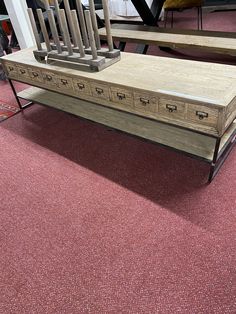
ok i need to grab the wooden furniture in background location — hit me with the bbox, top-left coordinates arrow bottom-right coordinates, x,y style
1,47 -> 236,181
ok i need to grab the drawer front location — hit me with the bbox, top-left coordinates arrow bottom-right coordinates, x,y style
110,87 -> 134,107
186,104 -> 219,126
159,99 -> 186,120
57,75 -> 73,91
91,83 -> 110,100
42,71 -> 58,86
17,65 -> 30,78
134,92 -> 158,113
73,78 -> 91,95
4,62 -> 18,77
28,68 -> 43,82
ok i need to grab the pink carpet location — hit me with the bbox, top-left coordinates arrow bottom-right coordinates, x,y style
0,8 -> 236,314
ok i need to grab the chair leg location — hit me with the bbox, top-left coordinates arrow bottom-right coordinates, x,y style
171,10 -> 174,28
200,6 -> 203,29
164,10 -> 168,28
197,7 -> 200,30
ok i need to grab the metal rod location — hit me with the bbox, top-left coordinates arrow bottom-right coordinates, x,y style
44,0 -> 50,10
27,8 -> 42,51
84,10 -> 97,60
102,0 -> 113,51
63,0 -> 77,45
71,10 -> 85,57
47,9 -> 62,53
89,0 -> 101,50
37,9 -> 52,51
53,0 -> 66,44
76,0 -> 89,48
59,9 -> 73,55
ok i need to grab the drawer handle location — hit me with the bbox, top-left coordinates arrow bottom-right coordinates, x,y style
32,72 -> 39,77
20,69 -> 26,74
46,75 -> 52,81
166,104 -> 177,113
77,83 -> 85,90
117,92 -> 126,100
61,79 -> 68,85
196,111 -> 208,120
95,87 -> 104,95
140,98 -> 149,105
9,66 -> 14,72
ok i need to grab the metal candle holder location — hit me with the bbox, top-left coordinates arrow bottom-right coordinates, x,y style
27,0 -> 120,71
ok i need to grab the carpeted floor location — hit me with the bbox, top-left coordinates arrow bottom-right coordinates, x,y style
0,8 -> 236,314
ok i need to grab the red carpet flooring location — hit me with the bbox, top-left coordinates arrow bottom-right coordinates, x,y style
0,9 -> 236,314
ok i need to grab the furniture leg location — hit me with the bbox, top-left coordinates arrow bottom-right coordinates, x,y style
8,79 -> 32,110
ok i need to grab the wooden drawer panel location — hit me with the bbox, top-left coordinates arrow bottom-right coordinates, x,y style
57,75 -> 73,91
73,78 -> 91,96
28,68 -> 43,82
186,104 -> 219,126
134,92 -> 158,113
42,71 -> 58,86
91,83 -> 110,100
4,62 -> 18,77
159,99 -> 186,120
17,65 -> 30,78
110,87 -> 134,107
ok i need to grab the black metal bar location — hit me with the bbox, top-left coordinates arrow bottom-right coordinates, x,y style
130,0 -> 156,25
208,137 -> 221,182
8,78 -> 23,110
118,41 -> 127,51
135,44 -> 149,54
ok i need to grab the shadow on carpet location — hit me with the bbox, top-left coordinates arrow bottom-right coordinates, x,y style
0,103 -> 20,122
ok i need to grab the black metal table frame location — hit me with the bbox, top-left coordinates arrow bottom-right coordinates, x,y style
8,78 -> 236,183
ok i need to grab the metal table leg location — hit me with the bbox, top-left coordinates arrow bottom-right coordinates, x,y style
8,79 -> 33,110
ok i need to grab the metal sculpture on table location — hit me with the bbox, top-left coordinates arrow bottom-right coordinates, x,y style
27,0 -> 120,71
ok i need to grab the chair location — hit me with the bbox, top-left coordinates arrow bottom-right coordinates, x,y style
164,0 -> 203,30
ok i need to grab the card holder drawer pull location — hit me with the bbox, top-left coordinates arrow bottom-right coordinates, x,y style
140,98 -> 149,106
61,79 -> 68,85
196,111 -> 208,120
20,69 -> 26,74
95,87 -> 104,95
117,92 -> 126,100
166,104 -> 177,113
77,83 -> 85,90
9,66 -> 14,72
46,75 -> 52,81
32,72 -> 39,77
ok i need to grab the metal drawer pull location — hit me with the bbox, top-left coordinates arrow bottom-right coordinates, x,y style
166,104 -> 177,112
9,66 -> 14,72
95,87 -> 104,95
140,98 -> 149,105
32,72 -> 39,77
196,111 -> 208,120
20,69 -> 26,74
77,83 -> 85,90
117,92 -> 126,100
46,75 -> 52,81
61,79 -> 68,85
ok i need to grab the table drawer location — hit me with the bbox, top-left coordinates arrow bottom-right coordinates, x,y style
57,75 -> 73,91
110,87 -> 134,107
28,68 -> 43,82
73,78 -> 91,96
159,99 -> 186,120
134,92 -> 158,113
17,65 -> 30,78
4,62 -> 18,77
91,83 -> 110,100
186,104 -> 218,126
42,71 -> 58,86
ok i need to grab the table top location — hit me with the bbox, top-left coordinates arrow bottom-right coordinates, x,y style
2,46 -> 236,107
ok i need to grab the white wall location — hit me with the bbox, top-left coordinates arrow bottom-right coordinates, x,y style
3,0 -> 35,49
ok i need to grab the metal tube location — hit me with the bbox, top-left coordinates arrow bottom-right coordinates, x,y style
71,10 -> 85,57
84,10 -> 97,60
76,0 -> 89,48
89,0 -> 101,50
59,9 -> 73,55
102,0 -> 113,51
27,8 -> 42,51
53,0 -> 66,44
47,9 -> 62,53
63,0 -> 77,45
37,9 -> 52,51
